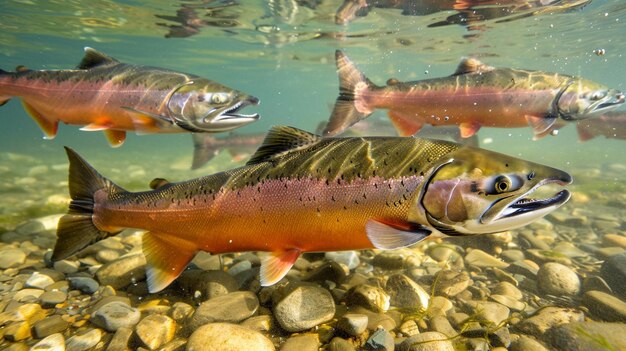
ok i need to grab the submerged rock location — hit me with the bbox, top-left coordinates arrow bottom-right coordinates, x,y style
187,323 -> 275,351
273,284 -> 335,332
543,321 -> 626,351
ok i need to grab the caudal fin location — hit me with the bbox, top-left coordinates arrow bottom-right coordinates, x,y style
52,147 -> 126,261
323,50 -> 375,137
191,133 -> 219,169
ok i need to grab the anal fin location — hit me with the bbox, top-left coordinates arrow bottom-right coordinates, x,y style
142,231 -> 197,293
21,101 -> 58,139
388,110 -> 423,136
366,219 -> 431,250
260,249 -> 300,286
104,130 -> 126,147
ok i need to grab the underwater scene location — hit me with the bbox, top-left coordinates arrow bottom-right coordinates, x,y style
0,0 -> 625,350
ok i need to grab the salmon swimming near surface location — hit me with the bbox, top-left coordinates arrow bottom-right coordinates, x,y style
324,51 -> 624,139
0,47 -> 259,146
576,111 -> 626,142
53,126 -> 571,293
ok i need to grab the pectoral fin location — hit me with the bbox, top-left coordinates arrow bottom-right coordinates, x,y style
260,249 -> 300,286
142,231 -> 198,293
366,219 -> 431,250
388,111 -> 423,136
22,101 -> 58,139
525,115 -> 556,137
122,106 -> 173,133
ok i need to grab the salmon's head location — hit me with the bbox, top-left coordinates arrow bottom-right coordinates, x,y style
167,79 -> 260,133
413,146 -> 572,236
556,78 -> 625,121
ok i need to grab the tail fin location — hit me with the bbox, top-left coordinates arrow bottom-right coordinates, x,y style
52,147 -> 126,261
576,122 -> 595,142
191,133 -> 219,169
323,50 -> 375,137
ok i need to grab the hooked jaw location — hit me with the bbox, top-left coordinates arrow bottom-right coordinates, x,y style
484,173 -> 572,227
207,95 -> 260,132
593,91 -> 625,112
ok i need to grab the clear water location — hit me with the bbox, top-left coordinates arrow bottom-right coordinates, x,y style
0,0 -> 624,348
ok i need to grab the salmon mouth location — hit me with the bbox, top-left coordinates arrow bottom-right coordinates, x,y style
216,96 -> 260,121
589,91 -> 625,114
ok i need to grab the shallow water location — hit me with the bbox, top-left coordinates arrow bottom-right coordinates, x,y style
0,1 -> 625,350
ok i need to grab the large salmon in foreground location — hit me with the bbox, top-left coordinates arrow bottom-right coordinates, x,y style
52,126 -> 572,293
324,50 -> 624,139
0,47 -> 259,146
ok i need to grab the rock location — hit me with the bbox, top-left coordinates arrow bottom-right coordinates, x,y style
536,262 -> 580,296
95,253 -> 146,289
186,323 -> 275,351
68,277 -> 100,294
365,329 -> 394,351
302,261 -> 348,284
582,276 -> 612,294
189,291 -> 259,329
31,315 -> 70,339
600,253 -> 626,296
228,260 -> 252,276
53,259 -> 79,274
348,306 -> 397,331
328,337 -> 356,351
38,290 -> 66,309
604,234 -> 626,249
325,251 -> 360,270
136,314 -> 176,350
13,288 -> 44,302
95,249 -> 120,263
543,321 -> 626,351
399,319 -> 420,337
0,248 -> 26,269
465,249 -> 509,268
526,249 -> 572,266
25,272 -> 55,290
372,252 -> 405,269
170,302 -> 194,322
508,260 -> 539,277
427,244 -> 461,263
30,333 -> 66,351
489,294 -> 527,312
509,335 -> 549,351
280,334 -> 319,351
90,301 -> 141,332
460,300 -> 510,327
177,270 -> 239,300
399,331 -> 454,351
336,313 -> 368,336
492,282 -> 523,300
386,274 -> 429,310
65,328 -> 102,351
583,290 -> 626,322
106,327 -> 133,351
241,315 -> 273,333
3,320 -> 31,341
515,307 -> 584,336
427,296 -> 453,317
344,284 -> 390,312
519,232 -> 550,250
432,270 -> 470,297
428,316 -> 456,337
273,284 -> 335,332
501,250 -> 525,262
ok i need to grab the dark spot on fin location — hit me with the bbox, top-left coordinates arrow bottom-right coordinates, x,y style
149,178 -> 171,190
77,47 -> 120,70
452,57 -> 494,76
365,219 -> 431,249
246,126 -> 321,165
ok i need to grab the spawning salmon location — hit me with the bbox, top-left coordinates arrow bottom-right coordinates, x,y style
0,47 -> 259,146
52,126 -> 571,293
576,111 -> 626,142
324,50 -> 624,139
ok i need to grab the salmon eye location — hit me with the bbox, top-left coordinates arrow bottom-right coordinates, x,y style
590,90 -> 606,101
494,176 -> 512,193
211,93 -> 228,104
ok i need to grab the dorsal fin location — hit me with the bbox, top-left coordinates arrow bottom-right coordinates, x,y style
15,65 -> 30,72
452,57 -> 494,76
246,126 -> 321,165
149,178 -> 171,190
77,47 -> 119,70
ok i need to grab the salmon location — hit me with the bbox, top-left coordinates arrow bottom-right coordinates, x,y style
576,112 -> 626,142
52,126 -> 571,293
324,50 -> 624,139
0,47 -> 259,146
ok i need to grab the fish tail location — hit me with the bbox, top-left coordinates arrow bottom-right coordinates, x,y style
323,50 -> 376,136
190,133 -> 219,169
52,147 -> 126,261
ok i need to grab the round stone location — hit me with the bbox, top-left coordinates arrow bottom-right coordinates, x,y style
91,301 -> 141,332
399,332 -> 454,351
336,314 -> 368,336
68,277 -> 100,294
537,262 -> 580,296
0,248 -> 26,269
273,284 -> 335,332
65,329 -> 102,351
30,332 -> 66,351
25,272 -> 55,290
135,314 -> 176,350
344,284 -> 390,313
325,251 -> 360,270
95,253 -> 146,289
189,291 -> 259,330
386,274 -> 429,309
186,323 -> 275,351
39,290 -> 68,308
